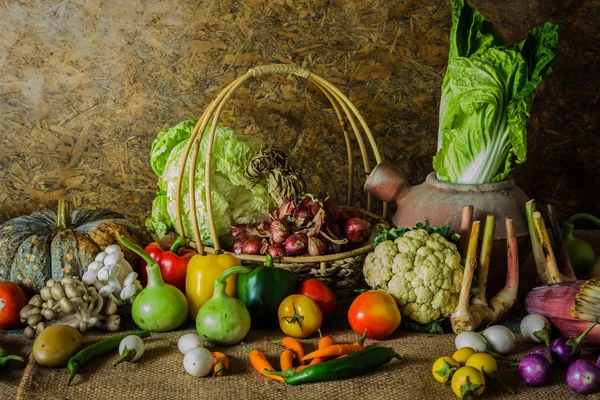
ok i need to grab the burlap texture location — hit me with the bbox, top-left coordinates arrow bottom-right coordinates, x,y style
12,325 -> 593,400
0,334 -> 31,400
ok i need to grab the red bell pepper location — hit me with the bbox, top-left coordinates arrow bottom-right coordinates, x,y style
139,236 -> 196,293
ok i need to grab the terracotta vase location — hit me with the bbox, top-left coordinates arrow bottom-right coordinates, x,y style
364,162 -> 533,297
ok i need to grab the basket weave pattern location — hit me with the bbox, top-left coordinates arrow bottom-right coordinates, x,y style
173,63 -> 386,301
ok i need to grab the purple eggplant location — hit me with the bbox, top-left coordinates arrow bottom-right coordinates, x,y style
519,354 -> 552,387
566,359 -> 600,394
551,321 -> 597,366
529,347 -> 553,365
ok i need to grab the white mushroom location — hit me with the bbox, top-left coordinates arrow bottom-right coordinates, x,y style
82,269 -> 98,285
94,315 -> 121,332
87,261 -> 103,271
124,272 -> 138,287
97,266 -> 110,282
95,251 -> 108,263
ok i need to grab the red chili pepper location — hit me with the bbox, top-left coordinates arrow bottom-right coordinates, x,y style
139,236 -> 196,293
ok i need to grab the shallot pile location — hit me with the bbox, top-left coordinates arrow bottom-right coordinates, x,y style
231,196 -> 373,257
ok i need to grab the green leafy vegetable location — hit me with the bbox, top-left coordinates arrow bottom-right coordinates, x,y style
146,120 -> 274,242
373,220 -> 460,248
401,317 -> 451,334
433,0 -> 558,184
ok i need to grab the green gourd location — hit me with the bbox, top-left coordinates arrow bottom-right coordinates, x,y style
196,266 -> 251,345
120,236 -> 188,332
563,214 -> 600,277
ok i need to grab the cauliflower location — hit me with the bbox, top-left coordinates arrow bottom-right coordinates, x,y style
363,229 -> 463,324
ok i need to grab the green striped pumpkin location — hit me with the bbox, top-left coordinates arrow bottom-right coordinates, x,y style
0,200 -> 147,293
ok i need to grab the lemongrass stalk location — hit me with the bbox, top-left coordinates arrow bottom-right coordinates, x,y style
547,204 -> 576,279
533,211 -> 571,283
473,215 -> 495,307
526,200 -> 550,284
459,205 -> 474,255
451,221 -> 480,332
488,218 -> 520,320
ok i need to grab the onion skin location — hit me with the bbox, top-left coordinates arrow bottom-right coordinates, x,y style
327,223 -> 342,238
343,218 -> 372,244
232,240 -> 245,255
269,219 -> 290,244
308,237 -> 327,256
293,203 -> 312,228
284,233 -> 308,256
231,224 -> 258,240
242,238 -> 262,255
267,244 -> 286,258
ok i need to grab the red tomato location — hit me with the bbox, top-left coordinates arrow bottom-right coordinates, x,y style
347,290 -> 401,339
299,279 -> 338,319
0,282 -> 29,329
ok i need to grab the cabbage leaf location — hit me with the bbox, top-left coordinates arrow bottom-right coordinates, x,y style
146,120 -> 273,243
433,0 -> 558,184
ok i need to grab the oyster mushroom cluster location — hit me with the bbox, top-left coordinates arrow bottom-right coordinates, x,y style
21,277 -> 120,338
82,244 -> 142,305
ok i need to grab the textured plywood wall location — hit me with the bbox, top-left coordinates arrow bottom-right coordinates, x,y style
0,0 -> 598,228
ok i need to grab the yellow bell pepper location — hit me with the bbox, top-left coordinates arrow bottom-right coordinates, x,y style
185,253 -> 240,320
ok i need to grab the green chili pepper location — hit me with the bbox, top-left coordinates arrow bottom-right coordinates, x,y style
66,331 -> 150,385
264,346 -> 400,385
0,346 -> 24,368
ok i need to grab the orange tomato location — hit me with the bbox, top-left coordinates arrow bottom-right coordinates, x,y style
347,290 -> 401,339
278,294 -> 322,338
0,282 -> 28,329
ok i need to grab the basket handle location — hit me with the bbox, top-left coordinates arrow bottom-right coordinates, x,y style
174,63 -> 385,253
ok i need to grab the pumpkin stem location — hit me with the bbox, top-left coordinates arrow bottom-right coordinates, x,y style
54,199 -> 72,232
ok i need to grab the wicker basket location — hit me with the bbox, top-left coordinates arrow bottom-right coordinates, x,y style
173,64 -> 386,302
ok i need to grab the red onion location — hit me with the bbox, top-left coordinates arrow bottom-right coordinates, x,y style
269,218 -> 290,244
307,199 -> 321,216
278,200 -> 296,220
323,200 -> 341,223
308,237 -> 327,256
232,239 -> 245,254
343,218 -> 372,244
284,233 -> 308,256
267,243 -> 286,258
293,202 -> 312,228
231,224 -> 258,240
242,237 -> 262,255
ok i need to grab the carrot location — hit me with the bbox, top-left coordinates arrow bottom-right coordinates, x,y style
301,330 -> 367,362
273,337 -> 306,365
242,343 -> 284,382
308,329 -> 335,366
280,349 -> 295,371
211,352 -> 230,377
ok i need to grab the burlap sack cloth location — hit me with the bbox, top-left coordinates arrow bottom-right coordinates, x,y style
9,231 -> 600,399
11,324 -> 593,400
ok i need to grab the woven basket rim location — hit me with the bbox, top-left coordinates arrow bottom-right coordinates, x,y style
173,63 -> 387,255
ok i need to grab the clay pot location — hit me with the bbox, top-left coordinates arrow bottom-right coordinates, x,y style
364,162 -> 533,296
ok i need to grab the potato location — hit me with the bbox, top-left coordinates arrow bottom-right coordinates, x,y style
32,325 -> 82,367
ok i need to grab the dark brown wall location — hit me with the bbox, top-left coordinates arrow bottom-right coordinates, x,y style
1,0 -> 598,226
